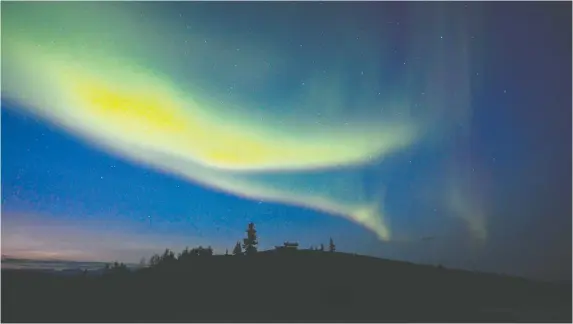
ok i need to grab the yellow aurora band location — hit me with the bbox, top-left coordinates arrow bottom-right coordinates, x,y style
2,3 -> 475,240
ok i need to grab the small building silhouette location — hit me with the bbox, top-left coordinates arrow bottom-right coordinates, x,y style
275,241 -> 299,251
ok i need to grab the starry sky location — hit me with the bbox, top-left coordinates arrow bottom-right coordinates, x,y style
1,2 -> 571,282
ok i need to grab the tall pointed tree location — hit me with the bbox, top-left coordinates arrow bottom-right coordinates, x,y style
329,237 -> 336,252
233,241 -> 243,255
242,222 -> 258,255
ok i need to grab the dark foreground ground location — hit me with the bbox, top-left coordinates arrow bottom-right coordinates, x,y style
2,251 -> 571,322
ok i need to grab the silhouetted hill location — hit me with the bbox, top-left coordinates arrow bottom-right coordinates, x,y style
2,251 -> 571,322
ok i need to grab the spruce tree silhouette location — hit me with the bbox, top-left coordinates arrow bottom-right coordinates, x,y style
320,243 -> 325,251
163,249 -> 176,262
149,253 -> 161,267
178,247 -> 190,260
152,248 -> 176,268
233,241 -> 242,255
329,238 -> 336,252
242,222 -> 258,255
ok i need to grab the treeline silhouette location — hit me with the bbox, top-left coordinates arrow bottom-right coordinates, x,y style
2,222 -> 571,323
126,222 -> 336,272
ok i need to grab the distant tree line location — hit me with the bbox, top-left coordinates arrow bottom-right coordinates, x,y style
102,222 -> 338,272
102,261 -> 130,275
121,222 -> 258,270
310,238 -> 336,252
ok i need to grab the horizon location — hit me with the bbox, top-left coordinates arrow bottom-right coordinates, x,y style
2,249 -> 572,285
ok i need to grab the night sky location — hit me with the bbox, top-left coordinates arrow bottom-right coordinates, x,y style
2,2 -> 571,282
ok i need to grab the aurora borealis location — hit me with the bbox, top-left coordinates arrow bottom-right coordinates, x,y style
2,2 -> 571,281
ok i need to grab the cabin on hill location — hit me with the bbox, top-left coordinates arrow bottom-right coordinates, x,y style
274,242 -> 299,252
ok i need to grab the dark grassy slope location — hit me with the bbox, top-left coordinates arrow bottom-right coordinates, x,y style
2,251 -> 571,323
